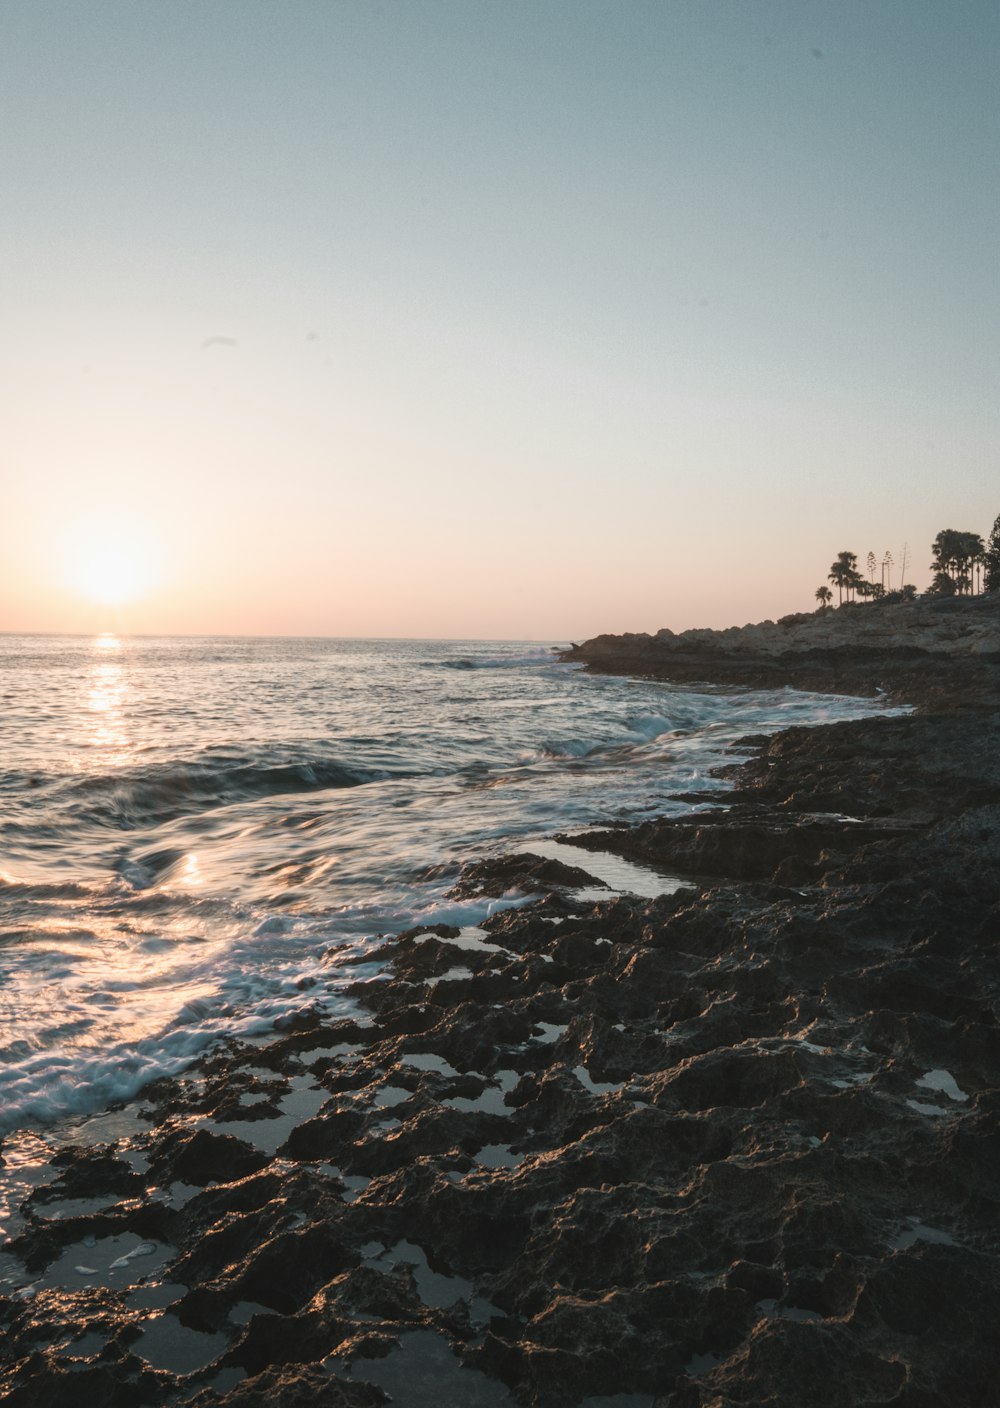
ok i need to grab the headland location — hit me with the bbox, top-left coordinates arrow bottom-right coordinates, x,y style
561,592 -> 1000,706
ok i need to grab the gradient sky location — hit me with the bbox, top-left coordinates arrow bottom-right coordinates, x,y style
2,0 -> 997,639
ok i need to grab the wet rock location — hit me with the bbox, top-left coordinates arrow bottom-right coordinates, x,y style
233,1224 -> 357,1316
148,1129 -> 271,1187
189,1364 -> 386,1406
42,1146 -> 146,1203
4,657 -> 1000,1406
448,853 -> 608,899
281,1111 -> 367,1161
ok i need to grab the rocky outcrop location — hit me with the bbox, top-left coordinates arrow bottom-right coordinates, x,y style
447,853 -> 608,900
562,595 -> 1000,703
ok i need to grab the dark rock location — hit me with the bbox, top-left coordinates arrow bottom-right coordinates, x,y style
189,1365 -> 387,1406
5,640 -> 1000,1406
447,852 -> 608,899
148,1127 -> 271,1187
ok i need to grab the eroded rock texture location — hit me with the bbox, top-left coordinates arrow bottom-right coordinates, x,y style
2,694 -> 999,1407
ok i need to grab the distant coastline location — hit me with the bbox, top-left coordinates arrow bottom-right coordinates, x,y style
561,592 -> 1000,705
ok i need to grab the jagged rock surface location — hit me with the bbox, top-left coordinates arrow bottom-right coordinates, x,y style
2,671 -> 999,1406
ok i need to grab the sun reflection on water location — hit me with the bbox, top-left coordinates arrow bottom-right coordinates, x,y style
87,635 -> 132,765
179,853 -> 203,888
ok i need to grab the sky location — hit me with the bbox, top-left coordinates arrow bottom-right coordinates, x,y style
1,0 -> 997,640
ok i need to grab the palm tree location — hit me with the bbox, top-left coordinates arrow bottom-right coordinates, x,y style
828,551 -> 860,606
815,585 -> 833,610
985,513 -> 1000,593
973,553 -> 985,595
928,569 -> 957,597
963,534 -> 986,593
957,532 -> 985,593
931,529 -> 985,595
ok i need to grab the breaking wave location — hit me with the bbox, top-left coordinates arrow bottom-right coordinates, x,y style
44,756 -> 412,831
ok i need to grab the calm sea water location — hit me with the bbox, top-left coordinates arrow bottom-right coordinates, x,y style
0,633 -> 896,1135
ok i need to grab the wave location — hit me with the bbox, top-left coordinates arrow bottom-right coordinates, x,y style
0,873 -> 96,901
432,650 -> 560,671
537,714 -> 679,762
0,878 -> 534,1136
63,756 -> 399,830
539,739 -> 603,760
626,713 -> 676,742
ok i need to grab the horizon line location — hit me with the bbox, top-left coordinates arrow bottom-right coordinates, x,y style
0,628 -> 573,645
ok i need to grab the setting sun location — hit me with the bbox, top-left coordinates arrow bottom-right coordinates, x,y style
62,513 -> 162,607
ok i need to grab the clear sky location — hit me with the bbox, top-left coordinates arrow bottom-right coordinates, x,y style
2,0 -> 997,639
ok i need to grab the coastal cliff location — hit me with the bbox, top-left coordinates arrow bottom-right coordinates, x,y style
561,594 -> 1000,703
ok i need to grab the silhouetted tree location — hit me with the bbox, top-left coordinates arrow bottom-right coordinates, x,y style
927,569 -> 957,597
828,551 -> 861,605
960,532 -> 985,591
815,585 -> 833,609
930,529 -> 985,595
882,549 -> 894,593
860,553 -> 885,602
984,513 -> 1000,593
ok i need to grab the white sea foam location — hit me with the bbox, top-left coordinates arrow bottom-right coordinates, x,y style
0,634 -> 908,1136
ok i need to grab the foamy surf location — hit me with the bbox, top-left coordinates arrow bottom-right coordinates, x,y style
0,634 -> 907,1135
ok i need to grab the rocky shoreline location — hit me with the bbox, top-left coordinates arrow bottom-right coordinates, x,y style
2,605 -> 1000,1407
561,593 -> 1000,704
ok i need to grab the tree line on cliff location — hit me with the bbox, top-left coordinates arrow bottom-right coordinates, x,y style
816,514 -> 1000,609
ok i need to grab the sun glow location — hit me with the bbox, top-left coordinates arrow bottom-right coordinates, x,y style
62,513 -> 163,607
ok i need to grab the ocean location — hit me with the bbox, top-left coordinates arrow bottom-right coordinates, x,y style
0,633 -> 895,1137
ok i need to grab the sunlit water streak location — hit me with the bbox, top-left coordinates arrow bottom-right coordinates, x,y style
0,633 -> 904,1135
